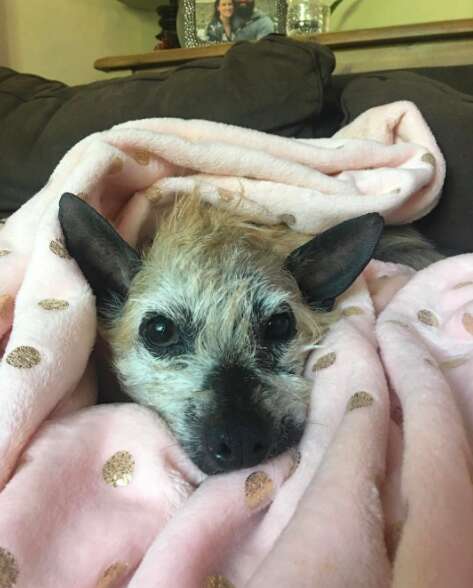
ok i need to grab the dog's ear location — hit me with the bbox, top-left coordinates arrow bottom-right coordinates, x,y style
58,193 -> 141,315
284,213 -> 384,311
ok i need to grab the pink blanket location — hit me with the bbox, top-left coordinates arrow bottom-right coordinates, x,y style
1,101 -> 472,587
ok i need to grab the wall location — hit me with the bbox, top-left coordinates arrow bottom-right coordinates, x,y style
331,0 -> 473,31
1,0 -> 472,85
0,0 -> 157,85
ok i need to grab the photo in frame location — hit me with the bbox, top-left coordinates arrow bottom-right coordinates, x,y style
178,0 -> 287,47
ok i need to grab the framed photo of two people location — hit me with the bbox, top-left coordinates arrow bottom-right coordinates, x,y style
180,0 -> 286,47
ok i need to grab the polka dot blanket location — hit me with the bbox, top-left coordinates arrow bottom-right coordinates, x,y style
1,102 -> 472,587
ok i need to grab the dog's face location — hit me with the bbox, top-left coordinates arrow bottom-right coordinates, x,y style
59,194 -> 384,474
106,219 -> 320,475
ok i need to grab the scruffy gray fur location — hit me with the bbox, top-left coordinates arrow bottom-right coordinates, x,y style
59,193 -> 441,475
105,201 -> 321,474
374,225 -> 443,270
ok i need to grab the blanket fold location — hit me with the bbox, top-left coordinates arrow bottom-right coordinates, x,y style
1,101 -> 472,587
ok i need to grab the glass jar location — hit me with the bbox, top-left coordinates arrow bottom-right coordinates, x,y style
286,0 -> 330,36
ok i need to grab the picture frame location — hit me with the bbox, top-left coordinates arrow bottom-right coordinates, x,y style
178,0 -> 287,48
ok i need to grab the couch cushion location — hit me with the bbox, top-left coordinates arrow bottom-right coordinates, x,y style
339,70 -> 473,254
0,35 -> 334,217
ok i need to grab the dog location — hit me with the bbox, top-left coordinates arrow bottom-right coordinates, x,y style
59,192 -> 441,475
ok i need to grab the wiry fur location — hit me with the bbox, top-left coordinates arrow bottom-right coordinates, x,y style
101,197 -> 441,474
374,225 -> 443,270
105,198 -> 331,473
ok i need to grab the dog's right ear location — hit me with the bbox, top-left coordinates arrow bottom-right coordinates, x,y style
284,213 -> 384,311
58,193 -> 141,315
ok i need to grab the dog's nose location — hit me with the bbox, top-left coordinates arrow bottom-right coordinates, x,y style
205,415 -> 271,471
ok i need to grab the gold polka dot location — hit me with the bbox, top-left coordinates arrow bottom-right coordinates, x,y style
421,152 -> 436,166
347,391 -> 374,412
102,451 -> 135,487
0,295 -> 13,319
462,313 -> 473,336
146,186 -> 163,202
342,306 -> 365,317
131,150 -> 150,166
391,188 -> 401,194
417,309 -> 439,327
109,157 -> 124,174
245,471 -> 273,510
0,547 -> 19,588
96,561 -> 128,588
440,356 -> 470,369
38,299 -> 69,311
452,281 -> 473,290
279,214 -> 296,226
6,346 -> 41,369
205,575 -> 235,588
312,352 -> 337,372
0,250 -> 11,257
217,189 -> 234,203
49,239 -> 70,259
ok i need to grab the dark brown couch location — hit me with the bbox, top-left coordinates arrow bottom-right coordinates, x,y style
1,35 -> 472,254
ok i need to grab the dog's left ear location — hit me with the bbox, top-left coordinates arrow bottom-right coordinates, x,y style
284,213 -> 384,311
58,192 -> 142,316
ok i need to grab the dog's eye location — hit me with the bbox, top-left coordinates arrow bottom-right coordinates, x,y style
140,314 -> 179,350
263,311 -> 296,343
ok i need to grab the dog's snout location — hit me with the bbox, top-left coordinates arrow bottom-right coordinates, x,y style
201,364 -> 272,471
205,414 -> 271,471
204,363 -> 258,400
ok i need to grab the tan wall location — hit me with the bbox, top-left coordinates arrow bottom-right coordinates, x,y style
0,0 -> 472,86
0,0 -> 157,85
331,0 -> 473,31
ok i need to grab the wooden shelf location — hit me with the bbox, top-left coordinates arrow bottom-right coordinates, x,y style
95,43 -> 233,71
94,18 -> 473,75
